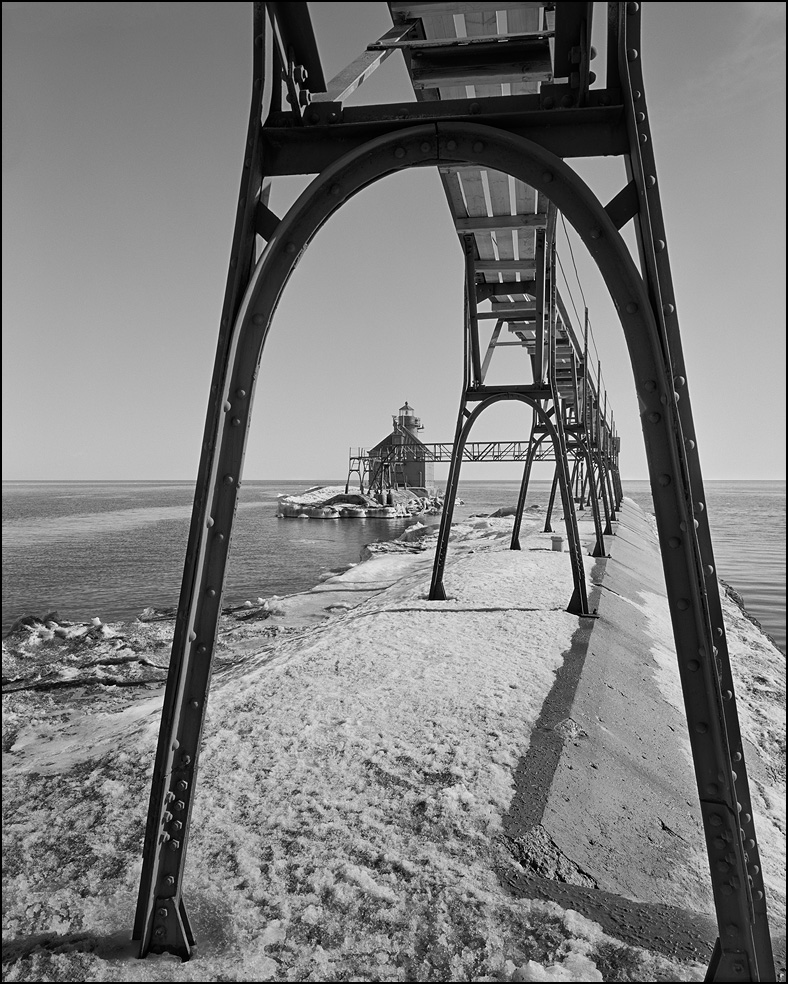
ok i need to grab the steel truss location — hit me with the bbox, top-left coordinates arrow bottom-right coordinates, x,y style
133,4 -> 775,979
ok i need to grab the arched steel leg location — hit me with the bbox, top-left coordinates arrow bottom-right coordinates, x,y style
543,466 -> 558,533
594,451 -> 614,536
581,447 -> 606,558
511,427 -> 544,550
428,401 -> 470,601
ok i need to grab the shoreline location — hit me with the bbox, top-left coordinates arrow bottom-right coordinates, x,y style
2,500 -> 785,981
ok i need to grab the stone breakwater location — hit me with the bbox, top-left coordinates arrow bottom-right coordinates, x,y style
276,485 -> 443,519
1,500 -> 785,982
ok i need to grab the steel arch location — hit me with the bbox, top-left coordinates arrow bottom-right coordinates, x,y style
135,119 -> 771,975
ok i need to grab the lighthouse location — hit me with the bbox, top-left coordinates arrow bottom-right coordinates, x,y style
364,401 -> 435,495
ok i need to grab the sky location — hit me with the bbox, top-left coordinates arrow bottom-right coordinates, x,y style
2,2 -> 785,483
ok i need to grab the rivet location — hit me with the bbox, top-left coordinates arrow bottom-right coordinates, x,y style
224,474 -> 235,485
589,227 -> 601,239
677,598 -> 690,611
705,565 -> 715,576
285,242 -> 297,253
644,379 -> 657,392
733,962 -> 745,974
627,49 -> 639,62
687,659 -> 700,671
655,239 -> 665,252
446,139 -> 457,151
223,401 -> 231,412
236,389 -> 247,399
543,96 -> 555,109
230,256 -> 238,268
469,101 -> 481,114
730,768 -> 737,779
695,721 -> 708,733
188,631 -> 197,642
330,184 -> 341,196
542,171 -> 553,183
170,739 -> 179,751
743,813 -> 751,824
626,302 -> 638,313
394,146 -> 406,159
647,412 -> 661,423
197,645 -> 207,655
158,907 -> 168,917
190,700 -> 200,709
696,500 -> 705,511
747,839 -> 756,849
646,175 -> 656,187
420,141 -> 431,152
658,474 -> 671,486
674,375 -> 686,387
639,132 -> 648,144
663,303 -> 675,314
637,112 -> 646,123
206,587 -> 216,597
231,417 -> 242,427
154,927 -> 166,938
732,752 -> 742,762
215,532 -> 225,541
633,90 -> 642,100
668,536 -> 681,548
752,864 -> 759,874
252,314 -> 266,325
756,891 -> 764,900
206,517 -> 214,528
737,802 -> 743,812
685,438 -> 696,450
182,755 -> 191,765
627,2 -> 639,13
472,141 -> 484,152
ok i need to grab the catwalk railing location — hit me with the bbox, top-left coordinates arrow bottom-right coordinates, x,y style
131,4 -> 776,980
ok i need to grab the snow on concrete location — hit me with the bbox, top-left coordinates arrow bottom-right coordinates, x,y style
2,505 -> 783,982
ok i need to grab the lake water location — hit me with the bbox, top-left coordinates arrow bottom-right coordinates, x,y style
2,479 -> 785,653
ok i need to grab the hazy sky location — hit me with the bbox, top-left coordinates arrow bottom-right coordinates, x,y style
3,2 -> 785,483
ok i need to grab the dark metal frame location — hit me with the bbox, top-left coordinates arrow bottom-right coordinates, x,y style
132,5 -> 774,979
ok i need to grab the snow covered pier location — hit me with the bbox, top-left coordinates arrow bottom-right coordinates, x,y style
2,500 -> 785,981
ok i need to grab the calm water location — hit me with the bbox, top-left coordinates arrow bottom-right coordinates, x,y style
2,479 -> 785,653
